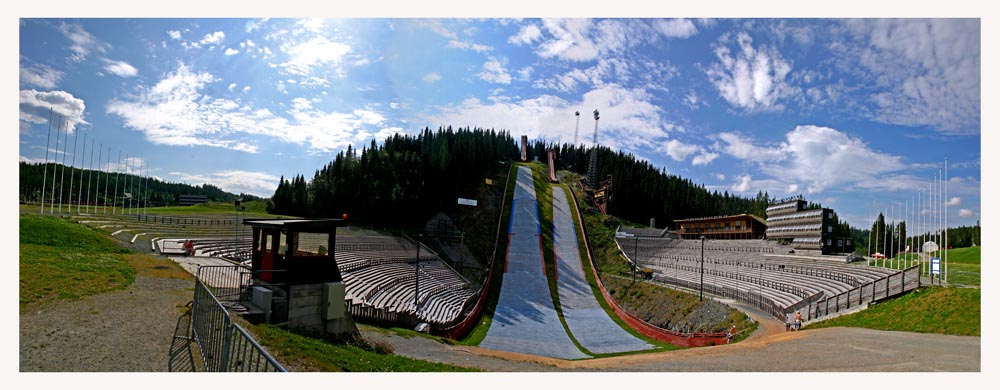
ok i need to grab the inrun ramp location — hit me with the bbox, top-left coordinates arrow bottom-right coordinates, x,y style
479,166 -> 590,360
552,187 -> 654,354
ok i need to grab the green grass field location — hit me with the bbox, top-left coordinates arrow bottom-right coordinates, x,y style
19,214 -> 136,311
805,286 -> 980,336
249,324 -> 478,372
19,213 -> 193,311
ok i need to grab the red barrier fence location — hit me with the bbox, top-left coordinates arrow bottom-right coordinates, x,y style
567,186 -> 728,347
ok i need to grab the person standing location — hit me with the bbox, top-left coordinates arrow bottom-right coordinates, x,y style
727,325 -> 737,343
794,310 -> 803,331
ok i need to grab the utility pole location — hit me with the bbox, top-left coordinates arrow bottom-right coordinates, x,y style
700,235 -> 705,301
40,108 -> 53,214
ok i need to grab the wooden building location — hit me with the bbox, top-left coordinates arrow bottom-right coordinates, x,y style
674,214 -> 767,240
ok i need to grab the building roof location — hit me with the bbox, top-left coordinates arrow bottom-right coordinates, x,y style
243,218 -> 346,232
674,214 -> 767,225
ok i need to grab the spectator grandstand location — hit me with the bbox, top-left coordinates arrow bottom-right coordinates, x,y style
765,198 -> 852,255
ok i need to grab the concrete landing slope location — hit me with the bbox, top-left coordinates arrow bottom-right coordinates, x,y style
479,166 -> 590,360
552,187 -> 654,354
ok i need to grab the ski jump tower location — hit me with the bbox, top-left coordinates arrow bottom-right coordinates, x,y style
586,109 -> 600,189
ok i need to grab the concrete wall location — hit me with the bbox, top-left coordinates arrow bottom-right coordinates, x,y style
287,283 -> 357,336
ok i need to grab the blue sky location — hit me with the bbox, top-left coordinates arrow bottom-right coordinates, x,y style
16,16 -> 982,232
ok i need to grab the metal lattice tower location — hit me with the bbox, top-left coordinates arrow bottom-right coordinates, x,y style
587,109 -> 600,189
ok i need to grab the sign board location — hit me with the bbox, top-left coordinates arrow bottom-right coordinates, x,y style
457,198 -> 478,207
922,241 -> 939,253
931,257 -> 941,275
485,178 -> 494,185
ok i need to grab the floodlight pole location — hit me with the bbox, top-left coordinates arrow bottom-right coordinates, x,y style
573,111 -> 580,146
633,235 -> 638,283
700,235 -> 705,301
414,234 -> 421,311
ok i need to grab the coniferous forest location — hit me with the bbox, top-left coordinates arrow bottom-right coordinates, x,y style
265,126 -> 776,230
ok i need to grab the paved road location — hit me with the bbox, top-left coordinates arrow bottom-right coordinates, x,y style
479,166 -> 589,360
552,187 -> 653,354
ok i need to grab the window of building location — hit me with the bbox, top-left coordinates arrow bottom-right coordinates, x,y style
735,220 -> 742,227
826,239 -> 832,246
827,226 -> 833,233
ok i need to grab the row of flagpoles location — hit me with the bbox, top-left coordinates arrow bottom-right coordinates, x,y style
37,107 -> 150,216
866,158 -> 949,283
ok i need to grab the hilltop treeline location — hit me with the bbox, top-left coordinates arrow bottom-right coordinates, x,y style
547,143 -> 773,228
18,161 -> 258,207
268,127 -> 519,225
269,128 -> 782,230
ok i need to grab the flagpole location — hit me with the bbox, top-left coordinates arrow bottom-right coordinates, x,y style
40,108 -> 54,214
113,151 -> 122,215
867,201 -> 872,266
86,137 -> 94,213
944,158 -> 948,283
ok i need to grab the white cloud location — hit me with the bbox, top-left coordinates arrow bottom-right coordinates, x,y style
20,60 -> 64,89
732,174 -> 753,193
101,59 -> 138,77
509,24 -> 542,45
279,36 -> 351,78
719,125 -> 907,194
423,72 -> 442,83
477,58 -> 512,84
424,84 -> 673,152
958,209 -> 973,218
446,40 -> 492,52
167,30 -> 182,40
691,151 -> 718,166
706,32 -> 796,112
517,66 -> 533,81
715,173 -> 726,181
199,31 -> 225,46
19,89 -> 88,134
227,83 -> 237,92
946,197 -> 961,207
663,139 -> 699,161
58,22 -> 108,62
413,19 -> 457,40
683,89 -> 702,110
242,85 -> 251,93
171,170 -> 280,198
844,19 -> 980,135
106,62 -> 392,154
224,48 -> 239,56
296,18 -> 326,33
654,18 -> 698,39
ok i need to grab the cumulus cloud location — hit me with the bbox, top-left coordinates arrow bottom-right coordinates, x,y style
654,18 -> 698,39
691,151 -> 719,166
844,19 -> 980,135
106,62 -> 393,154
423,84 -> 674,152
946,197 -> 961,207
706,32 -> 796,112
423,72 -> 441,83
58,22 -> 108,62
663,139 -> 699,161
446,40 -> 492,52
199,31 -> 225,46
719,125 -> 906,194
101,59 -> 138,77
224,48 -> 239,56
19,89 -> 88,134
528,19 -> 654,62
509,24 -> 542,45
477,58 -> 512,84
167,30 -> 182,40
732,174 -> 753,192
170,170 -> 281,198
279,36 -> 351,79
20,59 -> 64,89
958,209 -> 973,218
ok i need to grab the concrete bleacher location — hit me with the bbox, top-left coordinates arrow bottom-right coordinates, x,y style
615,235 -> 906,320
337,235 -> 477,327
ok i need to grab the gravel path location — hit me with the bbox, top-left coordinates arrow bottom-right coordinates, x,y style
19,276 -> 193,372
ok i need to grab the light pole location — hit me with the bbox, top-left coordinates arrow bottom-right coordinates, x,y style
414,234 -> 421,311
700,235 -> 705,301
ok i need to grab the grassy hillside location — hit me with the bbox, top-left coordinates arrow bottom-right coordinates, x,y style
805,286 -> 980,336
944,246 -> 981,286
250,324 -> 478,372
18,214 -> 192,311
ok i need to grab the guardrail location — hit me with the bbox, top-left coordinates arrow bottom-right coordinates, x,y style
170,265 -> 286,372
803,264 -> 921,322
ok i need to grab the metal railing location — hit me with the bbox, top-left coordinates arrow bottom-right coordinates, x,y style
171,265 -> 286,372
803,265 -> 921,322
